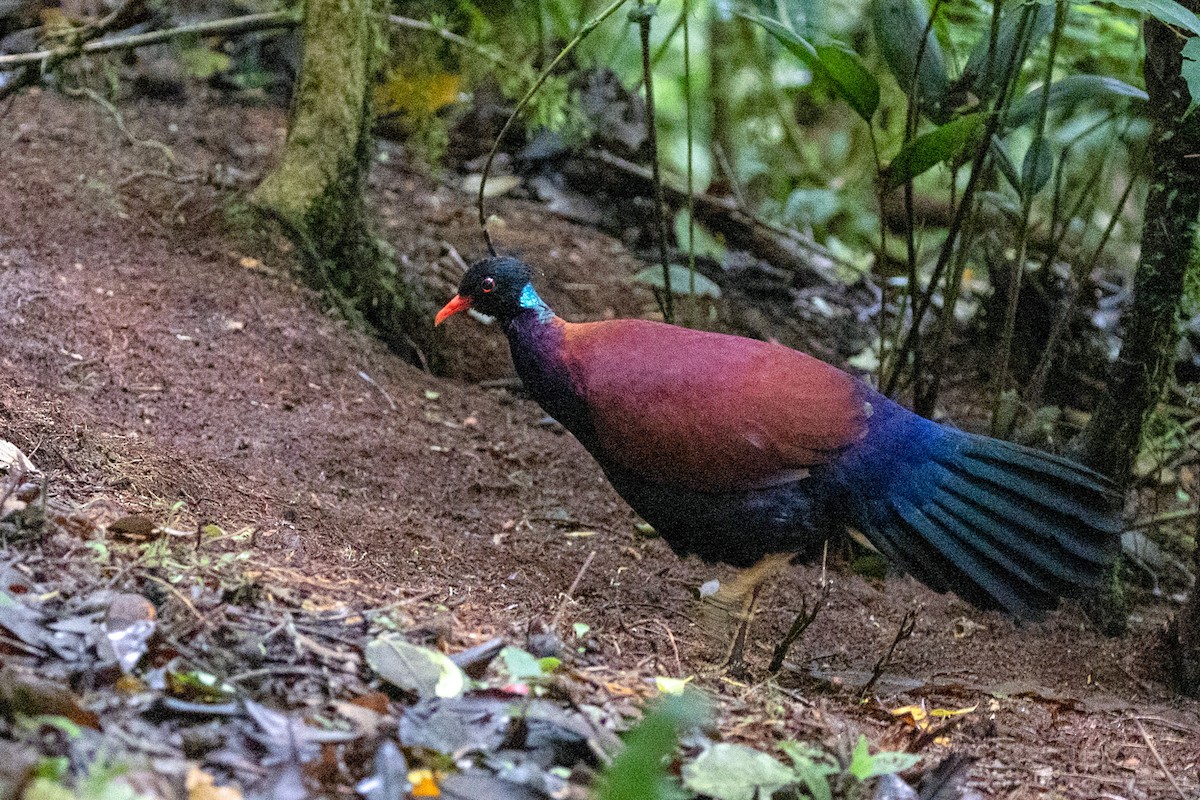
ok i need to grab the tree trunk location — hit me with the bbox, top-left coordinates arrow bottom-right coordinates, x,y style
1075,5 -> 1200,637
252,0 -> 434,367
1166,536 -> 1200,696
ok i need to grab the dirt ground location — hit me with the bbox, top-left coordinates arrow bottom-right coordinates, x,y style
1,90 -> 1198,799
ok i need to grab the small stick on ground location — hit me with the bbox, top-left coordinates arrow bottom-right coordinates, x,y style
860,607 -> 919,699
357,370 -> 397,412
768,581 -> 830,673
550,549 -> 596,633
1134,716 -> 1188,800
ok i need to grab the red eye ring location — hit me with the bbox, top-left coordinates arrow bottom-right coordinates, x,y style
481,276 -> 496,293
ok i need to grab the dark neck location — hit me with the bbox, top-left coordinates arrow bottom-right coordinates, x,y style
504,307 -> 597,447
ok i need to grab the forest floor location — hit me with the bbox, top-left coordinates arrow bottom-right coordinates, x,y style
1,90 -> 1198,799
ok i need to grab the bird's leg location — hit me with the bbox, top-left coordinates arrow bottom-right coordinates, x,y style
701,553 -> 793,675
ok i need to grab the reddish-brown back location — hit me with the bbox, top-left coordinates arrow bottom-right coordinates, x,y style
558,319 -> 869,491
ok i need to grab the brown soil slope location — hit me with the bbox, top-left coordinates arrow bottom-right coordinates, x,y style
1,92 -> 1197,799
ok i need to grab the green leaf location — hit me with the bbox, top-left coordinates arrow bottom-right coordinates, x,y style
1101,0 -> 1200,35
848,735 -> 921,781
572,622 -> 591,638
963,1 -> 1055,101
1021,137 -> 1054,198
672,209 -> 726,261
500,646 -> 545,680
870,0 -> 951,121
22,778 -> 75,800
1005,75 -> 1148,129
176,45 -> 232,79
681,743 -> 797,800
778,741 -> 838,800
1183,36 -> 1200,112
365,634 -> 466,698
743,13 -> 879,122
883,113 -> 985,190
594,693 -> 709,800
989,136 -> 1022,195
632,265 -> 722,300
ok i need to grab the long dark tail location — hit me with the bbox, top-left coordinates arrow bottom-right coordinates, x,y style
833,393 -> 1122,619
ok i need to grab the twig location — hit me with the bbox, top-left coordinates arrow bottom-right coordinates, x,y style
476,0 -> 630,256
0,11 -> 297,70
1134,716 -> 1188,800
549,549 -> 596,633
768,581 -> 830,673
138,571 -> 204,621
384,15 -> 510,71
860,607 -> 919,699
357,370 -> 397,412
227,664 -> 330,684
0,0 -> 144,99
63,86 -> 177,167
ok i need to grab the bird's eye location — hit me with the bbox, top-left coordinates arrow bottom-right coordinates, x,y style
481,277 -> 496,293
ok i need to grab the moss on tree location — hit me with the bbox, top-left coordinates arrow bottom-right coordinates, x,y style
252,0 -> 434,366
1076,4 -> 1200,643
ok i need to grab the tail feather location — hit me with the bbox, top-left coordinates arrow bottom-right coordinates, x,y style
892,496 -> 1044,618
947,440 -> 1121,534
929,489 -> 1090,584
837,394 -> 1122,619
935,463 -> 1111,567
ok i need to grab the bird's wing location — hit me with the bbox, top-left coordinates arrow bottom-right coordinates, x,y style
561,319 -> 870,492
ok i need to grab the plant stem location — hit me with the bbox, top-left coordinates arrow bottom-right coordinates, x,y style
989,0 -> 1068,435
476,0 -> 630,254
636,0 -> 674,323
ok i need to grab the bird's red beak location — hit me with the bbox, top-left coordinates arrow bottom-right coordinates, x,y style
435,294 -> 472,326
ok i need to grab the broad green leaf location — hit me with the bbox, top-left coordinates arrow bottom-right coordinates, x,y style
1006,75 -> 1148,129
870,0 -> 951,121
963,1 -> 1055,101
744,13 -> 879,122
1101,0 -> 1200,35
633,265 -> 722,299
883,113 -> 985,190
176,45 -> 232,79
500,646 -> 544,680
681,743 -> 797,800
1183,36 -> 1200,112
1021,137 -> 1054,198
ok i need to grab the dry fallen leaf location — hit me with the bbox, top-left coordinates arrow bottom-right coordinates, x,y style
187,766 -> 243,800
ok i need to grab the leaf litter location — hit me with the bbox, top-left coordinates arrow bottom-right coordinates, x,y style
0,438 -> 966,800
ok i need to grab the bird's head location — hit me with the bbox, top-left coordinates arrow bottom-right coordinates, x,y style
435,257 -> 541,326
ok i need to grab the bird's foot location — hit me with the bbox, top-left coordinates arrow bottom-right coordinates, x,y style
697,554 -> 793,675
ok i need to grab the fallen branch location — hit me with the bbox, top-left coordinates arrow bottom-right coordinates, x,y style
1134,716 -> 1189,800
0,0 -> 145,100
0,10 -> 297,71
0,11 -> 502,85
586,149 -> 845,286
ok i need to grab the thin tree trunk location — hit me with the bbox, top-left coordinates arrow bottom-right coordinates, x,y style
1078,11 -> 1200,484
1075,4 -> 1200,637
252,0 -> 434,367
